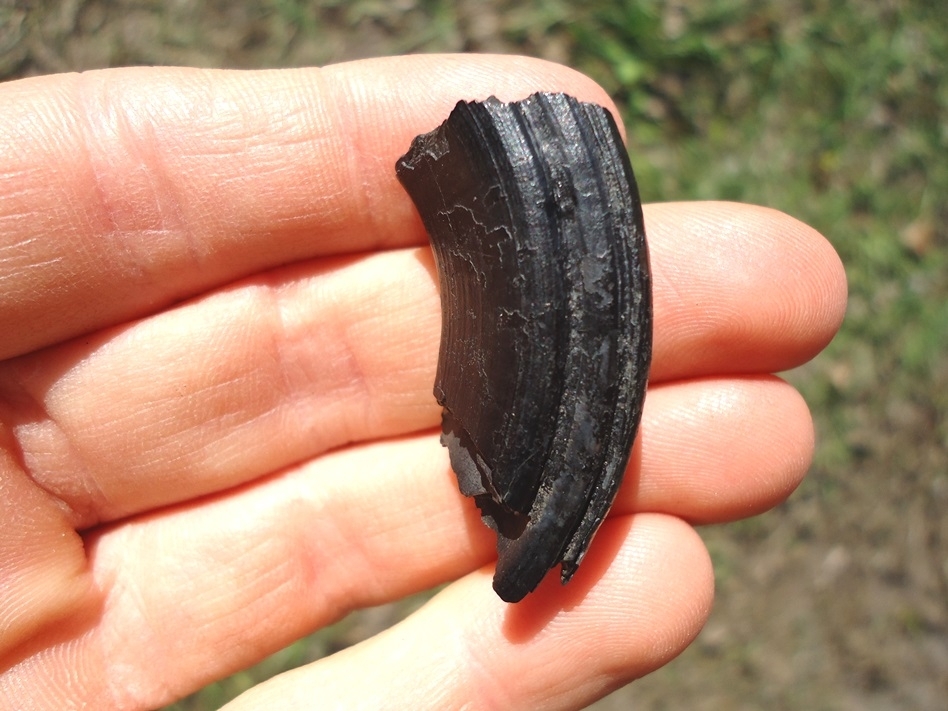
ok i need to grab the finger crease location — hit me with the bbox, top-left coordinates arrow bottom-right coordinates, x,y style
0,366 -> 106,529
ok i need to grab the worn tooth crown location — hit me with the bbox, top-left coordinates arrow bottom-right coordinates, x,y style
396,92 -> 653,603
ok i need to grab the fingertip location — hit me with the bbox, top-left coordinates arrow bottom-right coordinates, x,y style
734,203 -> 848,356
645,201 -> 848,378
497,514 -> 715,696
634,375 -> 816,523
472,513 -> 716,695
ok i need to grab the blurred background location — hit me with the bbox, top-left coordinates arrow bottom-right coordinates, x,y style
2,1 -> 945,708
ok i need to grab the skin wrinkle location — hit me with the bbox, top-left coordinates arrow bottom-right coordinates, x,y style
97,522 -> 209,708
0,231 -> 65,294
73,293 -> 271,521
262,273 -> 338,452
114,80 -> 209,287
311,442 -> 467,615
293,267 -> 379,450
235,468 -> 360,629
70,71 -> 254,326
100,568 -> 166,708
2,254 -> 67,275
128,74 -> 224,239
312,73 -> 376,253
7,251 -> 415,533
248,72 -> 358,250
309,468 -> 411,620
72,85 -> 145,301
10,330 -> 184,528
243,264 -> 394,454
340,316 -> 380,450
199,531 -> 298,636
0,368 -> 103,530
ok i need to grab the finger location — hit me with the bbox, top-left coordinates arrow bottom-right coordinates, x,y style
222,515 -> 714,711
1,375 -> 805,709
2,203 -> 840,525
636,374 -> 813,523
647,201 -> 847,378
0,56 -> 617,359
0,250 -> 441,527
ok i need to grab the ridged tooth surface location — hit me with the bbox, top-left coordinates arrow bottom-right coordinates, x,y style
396,92 -> 652,603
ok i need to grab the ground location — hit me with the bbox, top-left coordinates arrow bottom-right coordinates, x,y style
3,1 -> 946,709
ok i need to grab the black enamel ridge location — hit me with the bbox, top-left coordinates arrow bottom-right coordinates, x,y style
396,92 -> 653,603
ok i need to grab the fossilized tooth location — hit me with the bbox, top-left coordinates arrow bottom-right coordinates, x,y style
396,92 -> 652,603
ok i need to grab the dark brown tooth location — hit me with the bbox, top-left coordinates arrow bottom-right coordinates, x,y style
396,92 -> 652,603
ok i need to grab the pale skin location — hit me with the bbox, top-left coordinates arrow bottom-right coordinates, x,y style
0,55 -> 846,710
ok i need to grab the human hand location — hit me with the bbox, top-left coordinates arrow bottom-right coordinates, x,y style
0,55 -> 846,710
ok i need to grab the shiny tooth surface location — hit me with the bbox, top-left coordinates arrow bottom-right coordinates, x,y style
396,92 -> 653,603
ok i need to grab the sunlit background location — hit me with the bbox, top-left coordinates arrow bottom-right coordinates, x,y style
3,1 -> 945,708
